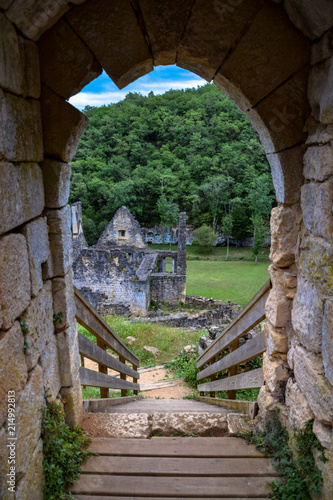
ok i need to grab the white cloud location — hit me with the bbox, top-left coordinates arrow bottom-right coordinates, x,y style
69,78 -> 207,110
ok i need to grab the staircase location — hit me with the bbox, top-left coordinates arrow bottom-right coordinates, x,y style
71,436 -> 278,498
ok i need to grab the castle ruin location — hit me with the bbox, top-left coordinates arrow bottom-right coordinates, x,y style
72,204 -> 187,316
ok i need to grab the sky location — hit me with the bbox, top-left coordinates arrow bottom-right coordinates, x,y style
69,65 -> 207,110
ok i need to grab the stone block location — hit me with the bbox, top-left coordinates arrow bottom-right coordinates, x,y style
60,384 -> 83,427
308,56 -> 333,124
269,204 -> 302,267
138,0 -> 192,66
41,158 -> 71,208
20,217 -> 50,297
0,426 -> 14,500
314,448 -> 333,500
299,236 -> 333,295
0,234 -> 31,331
52,270 -> 76,332
285,0 -> 333,40
16,364 -> 44,475
255,386 -> 281,429
0,13 -> 24,95
219,2 -> 309,107
21,38 -> 41,99
268,146 -> 305,204
248,68 -> 310,157
15,438 -> 44,500
82,412 -> 150,438
6,0 -> 69,41
285,378 -> 314,428
0,90 -> 43,162
263,352 -> 289,400
178,0 -> 260,82
313,420 -> 332,450
311,30 -> 333,66
305,118 -> 333,145
301,181 -> 333,238
57,322 -> 81,387
38,18 -> 102,99
303,143 -> 333,181
40,85 -> 88,162
40,332 -> 61,400
21,281 -> 54,371
266,269 -> 292,329
0,0 -> 13,8
226,414 -> 251,436
46,206 -> 73,277
323,300 -> 333,386
294,345 -> 333,425
66,0 -> 152,89
265,322 -> 288,357
292,276 -> 323,354
152,412 -> 229,437
0,322 -> 28,427
0,162 -> 44,234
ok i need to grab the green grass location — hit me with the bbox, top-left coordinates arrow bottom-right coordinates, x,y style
186,260 -> 269,305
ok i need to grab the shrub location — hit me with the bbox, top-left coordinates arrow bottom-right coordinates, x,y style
42,400 -> 96,499
165,353 -> 199,388
192,225 -> 217,253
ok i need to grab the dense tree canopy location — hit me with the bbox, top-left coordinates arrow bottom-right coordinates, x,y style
70,84 -> 275,244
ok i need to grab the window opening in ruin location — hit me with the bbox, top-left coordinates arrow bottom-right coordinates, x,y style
118,230 -> 126,238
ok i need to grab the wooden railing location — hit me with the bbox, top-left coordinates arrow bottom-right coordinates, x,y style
196,280 -> 271,418
74,287 -> 140,398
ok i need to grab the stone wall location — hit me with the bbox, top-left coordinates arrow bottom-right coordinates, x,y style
150,274 -> 186,305
0,11 -> 84,499
97,206 -> 147,250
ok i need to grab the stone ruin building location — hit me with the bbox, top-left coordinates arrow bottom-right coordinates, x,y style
72,204 -> 187,316
1,1 -> 333,497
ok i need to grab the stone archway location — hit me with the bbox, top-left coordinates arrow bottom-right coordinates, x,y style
0,1 -> 333,497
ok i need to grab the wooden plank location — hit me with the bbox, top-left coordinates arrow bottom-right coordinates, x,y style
198,332 -> 266,380
197,280 -> 270,367
79,367 -> 139,391
78,333 -> 139,379
198,368 -> 264,393
71,475 -> 275,497
73,496 -> 268,500
195,396 -> 258,419
97,338 -> 108,398
81,456 -> 278,476
228,339 -> 239,400
74,286 -> 139,365
88,437 -> 266,458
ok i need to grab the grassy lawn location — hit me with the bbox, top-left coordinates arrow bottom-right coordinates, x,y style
186,260 -> 269,305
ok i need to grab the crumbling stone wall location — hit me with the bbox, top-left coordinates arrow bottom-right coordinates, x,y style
71,201 -> 87,261
97,206 -> 147,249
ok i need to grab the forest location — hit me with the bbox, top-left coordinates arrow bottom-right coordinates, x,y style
69,83 -> 276,246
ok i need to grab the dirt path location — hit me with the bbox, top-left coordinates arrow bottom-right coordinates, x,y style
83,359 -> 195,399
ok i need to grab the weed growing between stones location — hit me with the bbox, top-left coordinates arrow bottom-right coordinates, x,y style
238,408 -> 326,499
165,353 -> 199,388
42,400 -> 96,499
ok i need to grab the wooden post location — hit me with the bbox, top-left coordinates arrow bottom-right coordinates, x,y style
119,356 -> 127,397
80,354 -> 86,389
209,357 -> 216,398
133,364 -> 138,395
199,367 -> 205,396
227,339 -> 239,400
97,339 -> 109,398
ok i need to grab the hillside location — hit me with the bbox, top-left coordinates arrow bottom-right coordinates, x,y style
69,84 -> 275,245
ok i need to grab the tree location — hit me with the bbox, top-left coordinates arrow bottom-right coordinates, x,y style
192,225 -> 217,253
198,175 -> 234,231
250,214 -> 268,264
157,194 -> 179,248
221,214 -> 233,260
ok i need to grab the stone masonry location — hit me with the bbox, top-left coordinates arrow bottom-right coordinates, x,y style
0,1 -> 332,497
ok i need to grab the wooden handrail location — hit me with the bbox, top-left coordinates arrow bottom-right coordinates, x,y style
196,280 -> 271,417
74,286 -> 140,398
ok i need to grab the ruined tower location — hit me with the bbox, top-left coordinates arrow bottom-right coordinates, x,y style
177,212 -> 186,275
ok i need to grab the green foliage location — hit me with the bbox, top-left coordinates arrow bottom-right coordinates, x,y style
23,340 -> 30,354
70,84 -> 275,244
53,312 -> 63,325
192,224 -> 217,253
20,319 -> 29,334
250,214 -> 269,264
42,400 -> 96,499
165,353 -> 199,388
239,408 -> 326,499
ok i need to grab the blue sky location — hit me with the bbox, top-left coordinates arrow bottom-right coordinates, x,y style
69,65 -> 207,110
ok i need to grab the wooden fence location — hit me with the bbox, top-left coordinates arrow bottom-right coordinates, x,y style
74,287 -> 140,398
196,280 -> 271,418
